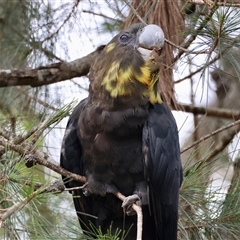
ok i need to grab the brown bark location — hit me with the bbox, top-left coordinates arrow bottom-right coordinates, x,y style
0,45 -> 104,88
177,104 -> 240,120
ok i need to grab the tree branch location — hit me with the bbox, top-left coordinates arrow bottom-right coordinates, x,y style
0,186 -> 42,228
1,102 -> 137,224
192,123 -> 240,171
202,123 -> 240,164
184,0 -> 240,7
0,46 -> 104,88
177,103 -> 240,120
0,135 -> 143,239
173,7 -> 216,62
181,118 -> 240,154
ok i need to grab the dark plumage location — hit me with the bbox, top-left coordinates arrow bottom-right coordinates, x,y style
60,23 -> 182,240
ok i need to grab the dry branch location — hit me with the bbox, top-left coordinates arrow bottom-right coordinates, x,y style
177,103 -> 240,120
0,187 -> 42,228
185,122 -> 240,173
0,46 -> 104,88
202,122 -> 240,164
0,134 -> 143,239
181,118 -> 240,154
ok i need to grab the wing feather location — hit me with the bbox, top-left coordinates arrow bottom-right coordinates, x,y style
143,103 -> 182,240
60,98 -> 95,234
60,98 -> 87,181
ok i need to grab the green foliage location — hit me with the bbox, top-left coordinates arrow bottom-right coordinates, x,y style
1,1 -> 240,240
179,155 -> 240,239
85,223 -> 128,240
0,102 -> 77,239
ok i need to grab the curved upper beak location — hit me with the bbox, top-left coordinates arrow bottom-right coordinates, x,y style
138,24 -> 165,50
137,24 -> 165,72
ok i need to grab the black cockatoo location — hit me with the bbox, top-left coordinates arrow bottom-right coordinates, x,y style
60,23 -> 182,240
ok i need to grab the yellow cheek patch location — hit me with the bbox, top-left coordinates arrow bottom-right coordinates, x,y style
105,43 -> 116,53
102,60 -> 162,103
135,64 -> 151,86
102,61 -> 119,91
147,73 -> 162,104
102,61 -> 133,98
149,91 -> 162,104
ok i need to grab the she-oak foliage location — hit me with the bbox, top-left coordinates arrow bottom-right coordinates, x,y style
1,1 -> 240,240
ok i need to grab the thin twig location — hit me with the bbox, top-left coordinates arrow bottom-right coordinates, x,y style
64,183 -> 88,192
70,79 -> 89,91
181,118 -> 240,154
13,117 -> 52,145
42,0 -> 81,43
0,137 -> 143,237
173,7 -> 217,62
0,187 -> 42,228
82,10 -> 122,23
200,123 -> 240,165
165,38 -> 212,55
1,222 -> 18,240
175,33 -> 240,84
9,23 -> 63,62
16,86 -> 59,111
186,123 -> 240,174
15,103 -> 72,146
124,0 -> 146,24
189,56 -> 200,159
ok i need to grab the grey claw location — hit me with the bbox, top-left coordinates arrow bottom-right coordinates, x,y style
122,194 -> 141,216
